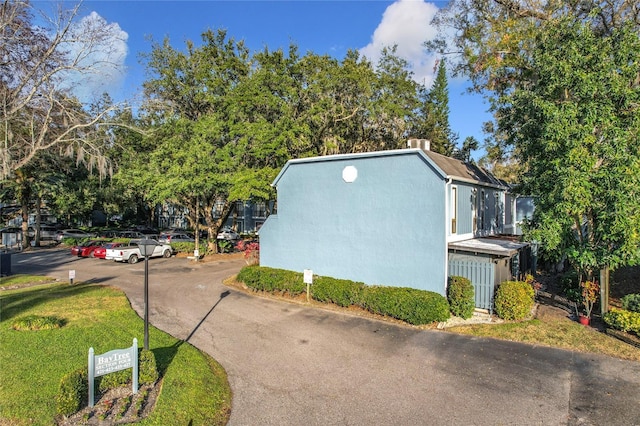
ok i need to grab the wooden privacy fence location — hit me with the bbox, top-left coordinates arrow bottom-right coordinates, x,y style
449,259 -> 495,311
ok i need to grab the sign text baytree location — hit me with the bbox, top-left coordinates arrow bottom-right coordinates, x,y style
88,338 -> 139,407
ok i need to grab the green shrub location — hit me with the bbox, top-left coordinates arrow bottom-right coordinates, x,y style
139,349 -> 159,385
603,308 -> 640,333
61,237 -> 88,246
559,270 -> 580,301
56,368 -> 87,417
312,277 -> 365,307
447,276 -> 475,319
237,265 -> 262,287
98,369 -> 130,392
217,239 -> 234,253
270,268 -> 305,295
237,266 -> 450,325
621,294 -> 640,313
12,314 -> 65,331
494,280 -> 535,320
361,286 -> 450,325
237,266 -> 305,295
171,241 -> 207,254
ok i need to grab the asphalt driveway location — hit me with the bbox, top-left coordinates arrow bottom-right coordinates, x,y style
9,248 -> 640,425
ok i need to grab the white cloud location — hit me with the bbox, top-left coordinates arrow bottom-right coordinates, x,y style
60,12 -> 129,104
359,0 -> 440,87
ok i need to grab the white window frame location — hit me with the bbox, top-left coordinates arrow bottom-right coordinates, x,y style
451,185 -> 458,234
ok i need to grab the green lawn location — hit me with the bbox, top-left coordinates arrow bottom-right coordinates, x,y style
0,278 -> 231,425
447,317 -> 640,362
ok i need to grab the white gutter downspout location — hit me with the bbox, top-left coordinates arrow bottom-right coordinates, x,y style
444,177 -> 452,293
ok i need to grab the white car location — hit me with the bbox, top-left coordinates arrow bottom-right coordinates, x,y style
217,228 -> 240,241
106,239 -> 173,264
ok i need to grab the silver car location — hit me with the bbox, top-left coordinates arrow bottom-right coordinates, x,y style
55,229 -> 95,242
28,225 -> 58,240
158,232 -> 195,243
217,228 -> 240,241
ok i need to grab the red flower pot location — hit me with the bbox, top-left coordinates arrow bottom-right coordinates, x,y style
579,315 -> 590,326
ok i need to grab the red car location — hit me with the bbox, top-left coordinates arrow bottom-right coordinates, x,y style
93,242 -> 122,259
70,240 -> 105,257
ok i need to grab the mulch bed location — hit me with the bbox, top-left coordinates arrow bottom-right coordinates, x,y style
56,380 -> 161,425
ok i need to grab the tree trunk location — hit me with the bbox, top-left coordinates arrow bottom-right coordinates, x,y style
600,266 -> 610,316
203,198 -> 234,254
20,198 -> 29,251
34,195 -> 42,247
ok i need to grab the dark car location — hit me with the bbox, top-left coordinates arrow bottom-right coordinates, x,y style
118,230 -> 145,239
97,230 -> 121,239
70,240 -> 104,257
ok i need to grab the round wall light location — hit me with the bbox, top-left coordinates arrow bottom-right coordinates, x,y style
342,165 -> 358,183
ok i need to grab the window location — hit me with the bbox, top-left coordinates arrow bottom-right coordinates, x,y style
479,190 -> 486,230
495,192 -> 500,230
234,201 -> 245,218
213,199 -> 225,217
471,189 -> 477,232
253,202 -> 266,218
451,186 -> 458,234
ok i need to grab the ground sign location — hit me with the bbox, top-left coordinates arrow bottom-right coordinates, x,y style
88,338 -> 139,407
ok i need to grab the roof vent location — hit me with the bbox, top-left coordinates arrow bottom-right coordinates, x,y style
407,138 -> 430,151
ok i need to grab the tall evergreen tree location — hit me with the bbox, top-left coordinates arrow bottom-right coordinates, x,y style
412,59 -> 456,155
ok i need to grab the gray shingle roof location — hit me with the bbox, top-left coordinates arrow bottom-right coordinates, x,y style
421,149 -> 506,188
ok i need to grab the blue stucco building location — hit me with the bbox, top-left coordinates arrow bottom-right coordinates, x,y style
260,140 -> 530,303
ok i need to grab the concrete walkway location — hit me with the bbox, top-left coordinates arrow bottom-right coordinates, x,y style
10,249 -> 640,425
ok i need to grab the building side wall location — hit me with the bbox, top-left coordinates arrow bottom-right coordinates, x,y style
260,154 -> 448,295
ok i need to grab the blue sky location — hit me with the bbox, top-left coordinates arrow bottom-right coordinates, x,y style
64,0 -> 492,157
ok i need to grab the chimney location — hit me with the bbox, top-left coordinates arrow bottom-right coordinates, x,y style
407,138 -> 430,151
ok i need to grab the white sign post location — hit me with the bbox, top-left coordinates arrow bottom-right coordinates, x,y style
69,270 -> 75,285
303,269 -> 313,302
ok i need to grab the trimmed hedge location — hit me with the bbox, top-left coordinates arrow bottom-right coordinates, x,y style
448,276 -> 475,319
237,266 -> 450,325
171,241 -> 208,254
139,349 -> 159,385
361,286 -> 450,325
312,276 -> 365,307
56,368 -> 87,417
494,280 -> 535,321
238,266 -> 305,295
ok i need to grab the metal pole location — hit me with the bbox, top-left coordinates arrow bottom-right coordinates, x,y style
144,255 -> 149,350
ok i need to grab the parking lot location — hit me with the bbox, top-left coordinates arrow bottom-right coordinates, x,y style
8,247 -> 640,425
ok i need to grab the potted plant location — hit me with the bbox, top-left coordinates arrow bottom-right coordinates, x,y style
579,280 -> 600,325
